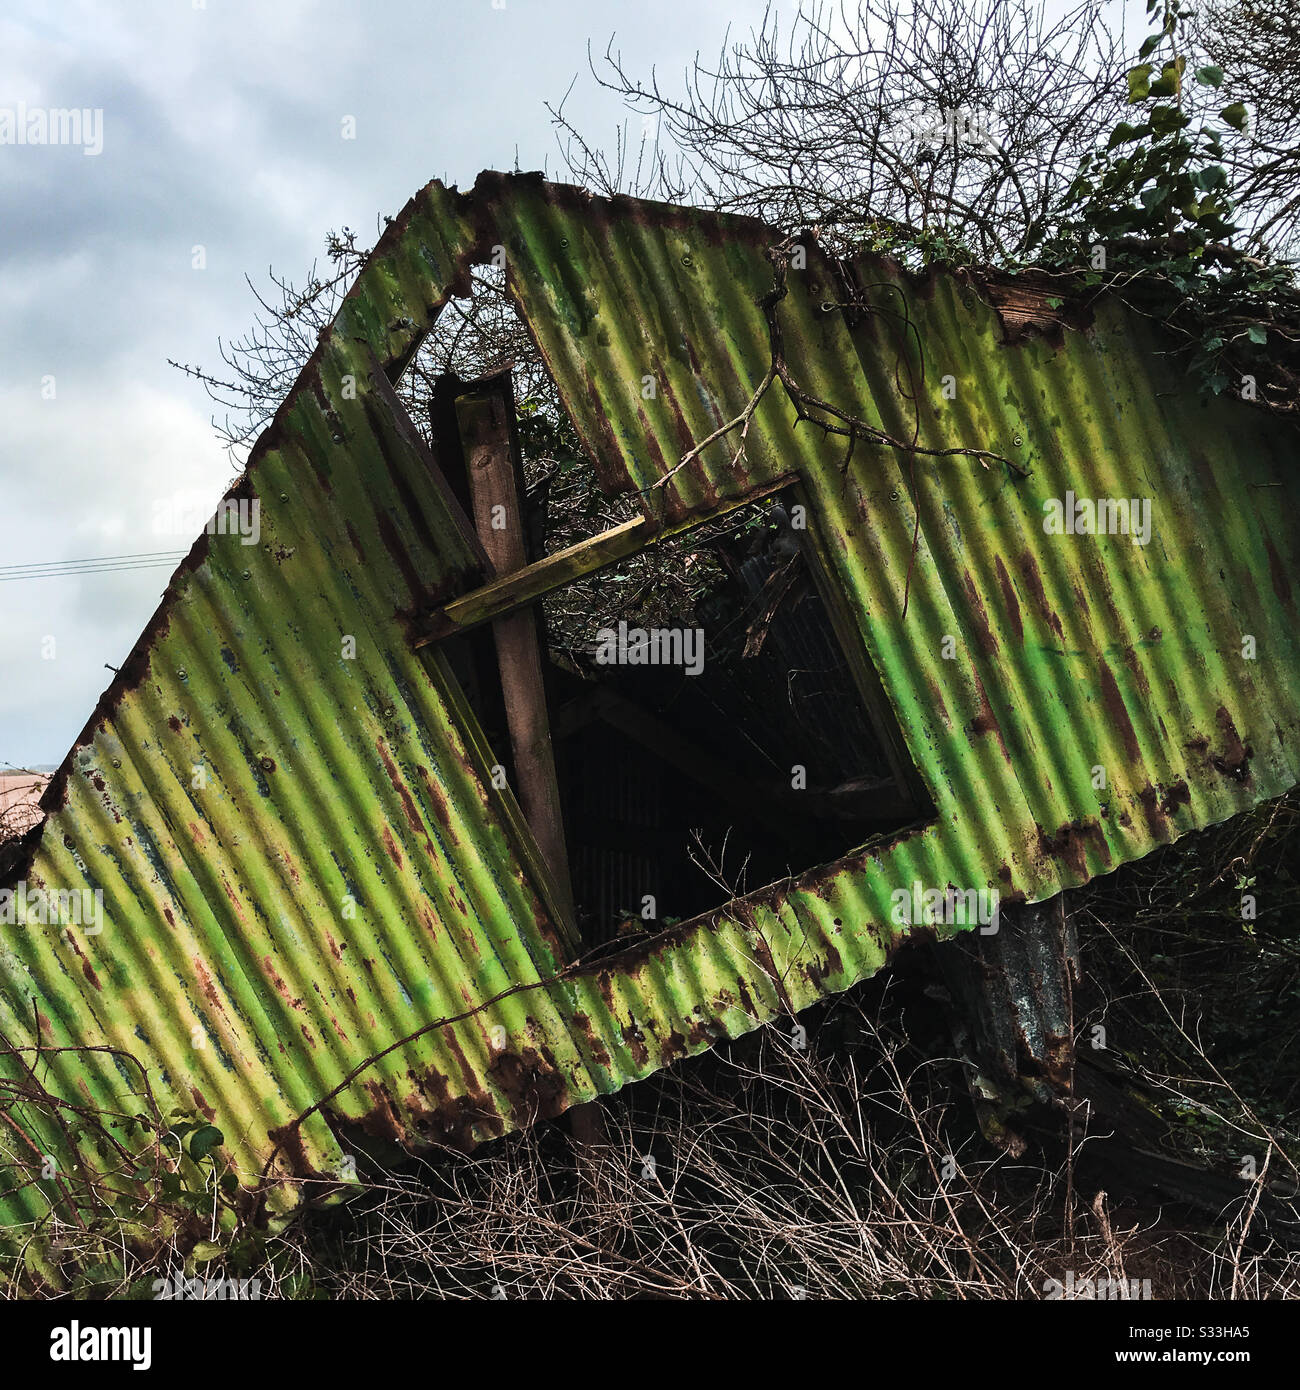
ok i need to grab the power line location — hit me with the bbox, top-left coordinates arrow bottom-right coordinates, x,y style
1,558 -> 185,576
0,547 -> 188,574
0,559 -> 184,583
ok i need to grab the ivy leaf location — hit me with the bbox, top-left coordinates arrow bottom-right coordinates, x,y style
1195,65 -> 1224,89
188,1125 -> 224,1162
1220,102 -> 1248,131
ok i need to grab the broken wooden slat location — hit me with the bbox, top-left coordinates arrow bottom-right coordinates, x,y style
411,472 -> 801,649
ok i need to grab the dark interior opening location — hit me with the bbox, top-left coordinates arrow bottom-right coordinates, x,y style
542,496 -> 928,944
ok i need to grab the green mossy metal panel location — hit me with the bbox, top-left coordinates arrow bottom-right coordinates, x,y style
2,174 -> 1297,1268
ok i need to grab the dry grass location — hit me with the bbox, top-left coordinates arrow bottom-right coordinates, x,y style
263,979 -> 1299,1301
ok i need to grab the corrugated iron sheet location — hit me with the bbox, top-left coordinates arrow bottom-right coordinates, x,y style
2,173 -> 1297,1263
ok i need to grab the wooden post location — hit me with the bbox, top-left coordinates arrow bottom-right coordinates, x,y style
454,375 -> 576,933
454,372 -> 605,1150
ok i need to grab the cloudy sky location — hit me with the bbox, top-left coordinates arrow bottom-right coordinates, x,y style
0,0 -> 772,770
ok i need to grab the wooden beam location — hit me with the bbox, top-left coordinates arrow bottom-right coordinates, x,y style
411,472 -> 800,650
455,377 -> 578,944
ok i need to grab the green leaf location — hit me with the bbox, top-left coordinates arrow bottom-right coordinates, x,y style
1138,32 -> 1162,59
188,1125 -> 224,1162
1149,103 -> 1190,135
1107,121 -> 1146,149
1127,64 -> 1153,103
1220,102 -> 1248,132
1194,65 -> 1224,89
1150,58 -> 1184,98
1246,324 -> 1268,345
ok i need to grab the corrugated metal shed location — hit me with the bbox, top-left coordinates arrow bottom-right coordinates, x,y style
2,172 -> 1297,1262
